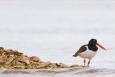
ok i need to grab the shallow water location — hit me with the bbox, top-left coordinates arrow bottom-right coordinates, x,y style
0,0 -> 115,77
1,67 -> 115,77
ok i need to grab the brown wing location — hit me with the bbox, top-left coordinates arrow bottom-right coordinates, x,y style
73,45 -> 87,57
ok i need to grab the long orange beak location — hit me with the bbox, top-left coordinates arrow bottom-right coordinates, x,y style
96,42 -> 107,51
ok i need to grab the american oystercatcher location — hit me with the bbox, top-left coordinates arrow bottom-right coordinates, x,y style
73,39 -> 107,66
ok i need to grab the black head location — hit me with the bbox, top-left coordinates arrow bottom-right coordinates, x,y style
88,39 -> 97,46
88,39 -> 98,51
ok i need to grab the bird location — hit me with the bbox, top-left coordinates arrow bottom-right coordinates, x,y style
73,39 -> 107,66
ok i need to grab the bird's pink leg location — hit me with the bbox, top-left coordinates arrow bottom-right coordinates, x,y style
88,59 -> 91,66
84,59 -> 86,66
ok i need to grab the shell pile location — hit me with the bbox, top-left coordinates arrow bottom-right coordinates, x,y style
0,47 -> 72,69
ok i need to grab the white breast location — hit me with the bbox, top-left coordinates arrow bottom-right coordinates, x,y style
79,46 -> 97,59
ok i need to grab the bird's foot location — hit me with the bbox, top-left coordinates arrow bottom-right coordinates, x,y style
83,65 -> 90,67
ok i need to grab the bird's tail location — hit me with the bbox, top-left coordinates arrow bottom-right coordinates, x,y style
73,52 -> 79,57
73,54 -> 76,57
